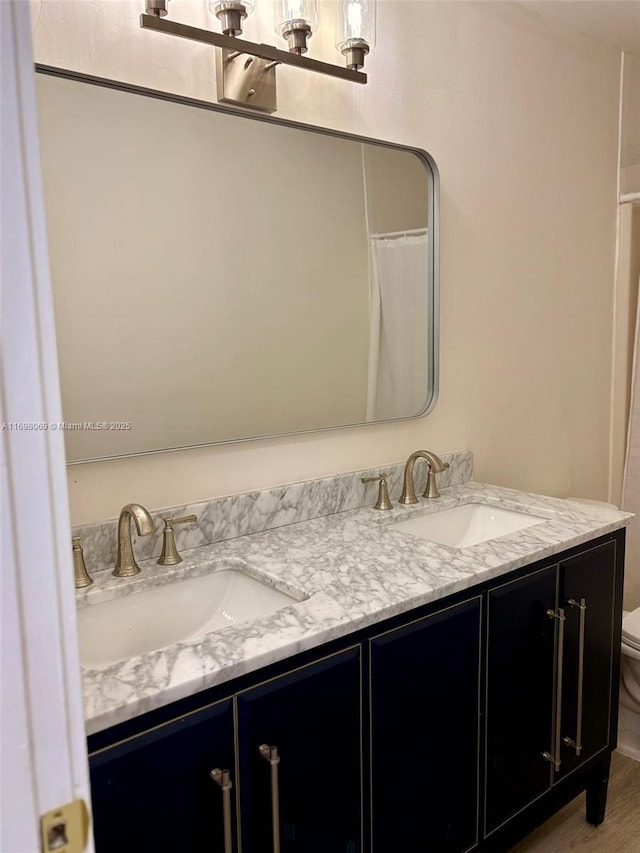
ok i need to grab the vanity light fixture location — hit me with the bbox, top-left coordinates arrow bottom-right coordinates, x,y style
139,0 -> 374,114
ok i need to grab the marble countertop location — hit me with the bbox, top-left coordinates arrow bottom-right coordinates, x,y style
80,482 -> 633,735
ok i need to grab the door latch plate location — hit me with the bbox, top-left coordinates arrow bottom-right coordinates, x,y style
41,798 -> 89,853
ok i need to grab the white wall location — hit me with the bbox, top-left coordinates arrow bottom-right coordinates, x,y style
364,144 -> 428,234
31,0 -> 621,524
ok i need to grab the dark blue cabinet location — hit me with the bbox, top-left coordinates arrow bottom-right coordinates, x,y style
90,697 -> 236,852
89,649 -> 362,853
558,540 -> 617,779
237,646 -> 362,852
485,539 -> 620,838
485,567 -> 557,833
369,597 -> 481,853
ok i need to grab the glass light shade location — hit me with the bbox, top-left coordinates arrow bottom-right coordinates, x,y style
337,0 -> 376,50
210,0 -> 255,15
209,0 -> 255,36
274,0 -> 318,53
274,0 -> 318,34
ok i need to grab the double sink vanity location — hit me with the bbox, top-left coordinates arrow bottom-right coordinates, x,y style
76,450 -> 632,853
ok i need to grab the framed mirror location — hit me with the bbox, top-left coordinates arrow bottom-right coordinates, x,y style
35,66 -> 439,463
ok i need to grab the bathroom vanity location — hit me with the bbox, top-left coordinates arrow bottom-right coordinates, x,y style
31,48 -> 632,853
78,458 -> 631,853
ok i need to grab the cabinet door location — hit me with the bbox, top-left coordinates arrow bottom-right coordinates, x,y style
237,646 -> 362,853
485,567 -> 557,834
557,540 -> 617,778
370,597 -> 481,853
90,697 -> 236,853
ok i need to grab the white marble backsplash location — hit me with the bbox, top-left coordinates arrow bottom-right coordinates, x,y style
73,449 -> 473,575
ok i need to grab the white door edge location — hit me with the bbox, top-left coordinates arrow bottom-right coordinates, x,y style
1,1 -> 94,850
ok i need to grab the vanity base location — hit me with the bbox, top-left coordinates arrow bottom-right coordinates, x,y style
586,752 -> 612,826
87,529 -> 624,853
478,750 -> 615,851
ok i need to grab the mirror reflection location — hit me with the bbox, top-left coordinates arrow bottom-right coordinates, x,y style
36,69 -> 438,462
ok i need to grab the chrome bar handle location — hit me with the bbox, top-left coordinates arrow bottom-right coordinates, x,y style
543,607 -> 566,771
258,744 -> 281,853
210,768 -> 233,853
564,597 -> 587,756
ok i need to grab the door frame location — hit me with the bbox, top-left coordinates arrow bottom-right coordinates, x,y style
1,1 -> 93,849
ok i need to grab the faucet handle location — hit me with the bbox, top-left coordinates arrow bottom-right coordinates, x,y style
423,461 -> 450,499
361,474 -> 393,511
158,514 -> 198,566
72,536 -> 93,588
167,514 -> 198,527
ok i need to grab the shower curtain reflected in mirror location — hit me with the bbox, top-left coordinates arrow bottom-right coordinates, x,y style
366,229 -> 429,421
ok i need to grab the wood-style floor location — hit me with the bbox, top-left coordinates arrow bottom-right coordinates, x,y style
510,752 -> 640,852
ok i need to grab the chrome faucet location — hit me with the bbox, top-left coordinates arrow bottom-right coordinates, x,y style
399,450 -> 450,504
113,503 -> 157,577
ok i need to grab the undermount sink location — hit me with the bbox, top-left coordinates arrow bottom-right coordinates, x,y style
77,566 -> 303,668
390,502 -> 547,548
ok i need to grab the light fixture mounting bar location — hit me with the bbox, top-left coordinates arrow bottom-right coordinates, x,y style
140,14 -> 367,83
